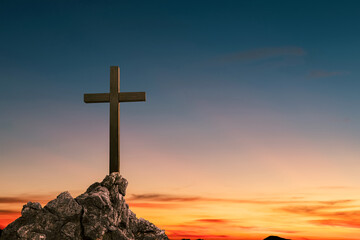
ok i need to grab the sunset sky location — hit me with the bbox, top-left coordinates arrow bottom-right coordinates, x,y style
1,1 -> 360,239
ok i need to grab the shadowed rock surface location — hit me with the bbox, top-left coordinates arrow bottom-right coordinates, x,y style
264,236 -> 291,240
0,173 -> 168,240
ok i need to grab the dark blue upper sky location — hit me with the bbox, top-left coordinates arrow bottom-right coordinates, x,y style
1,1 -> 359,117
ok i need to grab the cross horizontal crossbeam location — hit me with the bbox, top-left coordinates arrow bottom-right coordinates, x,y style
84,92 -> 146,103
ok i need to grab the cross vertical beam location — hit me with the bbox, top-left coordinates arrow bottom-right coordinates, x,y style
109,66 -> 120,174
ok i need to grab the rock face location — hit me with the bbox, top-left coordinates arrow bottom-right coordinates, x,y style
1,173 -> 168,240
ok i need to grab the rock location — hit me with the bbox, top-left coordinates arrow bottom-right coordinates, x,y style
45,191 -> 82,220
264,236 -> 291,240
21,202 -> 42,218
1,173 -> 168,240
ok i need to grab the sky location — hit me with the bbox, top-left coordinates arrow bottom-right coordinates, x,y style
1,0 -> 360,239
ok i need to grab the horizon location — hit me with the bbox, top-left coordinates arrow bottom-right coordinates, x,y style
1,1 -> 360,239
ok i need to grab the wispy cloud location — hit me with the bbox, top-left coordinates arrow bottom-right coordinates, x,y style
319,199 -> 353,205
280,205 -> 338,215
166,230 -> 231,239
0,209 -> 19,214
129,194 -> 202,202
280,202 -> 356,215
195,218 -> 231,224
0,197 -> 28,204
267,229 -> 299,234
0,195 -> 52,204
128,202 -> 182,209
308,70 -> 348,78
129,193 -> 292,204
129,193 -> 360,234
279,201 -> 360,229
191,219 -> 300,234
129,193 -> 354,206
219,47 -> 306,62
315,186 -> 354,190
311,218 -> 360,228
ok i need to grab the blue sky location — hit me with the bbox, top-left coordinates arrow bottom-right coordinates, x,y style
1,0 -> 360,177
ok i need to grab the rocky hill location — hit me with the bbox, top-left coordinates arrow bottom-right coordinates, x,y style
0,173 -> 168,240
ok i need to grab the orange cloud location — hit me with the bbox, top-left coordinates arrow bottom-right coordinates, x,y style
166,230 -> 230,239
315,186 -> 353,190
311,218 -> 360,229
195,218 -> 230,224
128,202 -> 182,209
129,194 -> 201,202
129,193 -> 354,206
0,210 -> 19,213
279,200 -> 360,231
0,197 -> 29,204
0,195 -> 52,204
280,205 -> 339,214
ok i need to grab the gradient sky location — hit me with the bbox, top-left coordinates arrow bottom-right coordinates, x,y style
1,1 -> 360,239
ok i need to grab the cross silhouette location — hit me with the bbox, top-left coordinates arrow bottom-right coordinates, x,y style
84,66 -> 146,174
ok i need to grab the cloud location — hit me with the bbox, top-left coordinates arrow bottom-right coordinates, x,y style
0,209 -> 19,214
0,195 -> 51,204
268,229 -> 299,234
280,202 -> 356,215
318,199 -> 353,205
279,201 -> 360,229
129,192 -> 360,232
128,202 -> 182,209
308,70 -> 348,78
219,47 -> 306,62
311,218 -> 360,228
164,224 -> 211,230
129,193 -> 354,206
0,197 -> 28,204
129,194 -> 202,202
316,186 -> 353,190
166,230 -> 230,239
195,218 -> 230,224
129,193 -> 290,204
281,205 -> 336,214
279,200 -> 354,216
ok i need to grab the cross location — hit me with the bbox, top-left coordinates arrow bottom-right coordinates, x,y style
84,66 -> 146,174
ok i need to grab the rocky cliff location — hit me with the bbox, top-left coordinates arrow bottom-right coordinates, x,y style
1,173 -> 168,240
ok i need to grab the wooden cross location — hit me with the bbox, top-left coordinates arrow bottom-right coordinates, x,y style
84,66 -> 146,174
